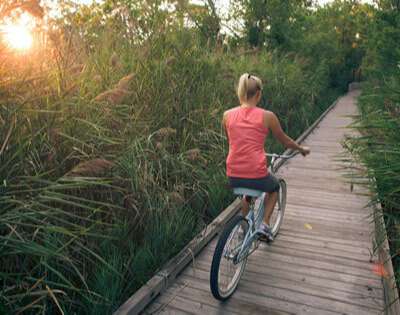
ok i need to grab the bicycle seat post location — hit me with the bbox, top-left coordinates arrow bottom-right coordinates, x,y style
245,196 -> 255,221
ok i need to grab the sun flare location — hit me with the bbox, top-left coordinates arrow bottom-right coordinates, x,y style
1,13 -> 35,51
2,24 -> 33,50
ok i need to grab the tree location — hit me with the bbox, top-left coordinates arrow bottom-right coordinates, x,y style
0,0 -> 44,21
362,0 -> 400,77
236,0 -> 313,49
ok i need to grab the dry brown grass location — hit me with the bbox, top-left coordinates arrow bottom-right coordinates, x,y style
155,142 -> 163,150
110,52 -> 122,69
66,159 -> 114,177
93,75 -> 102,84
167,191 -> 185,206
69,64 -> 85,75
165,56 -> 176,66
185,148 -> 201,161
153,127 -> 177,141
94,88 -> 131,105
115,73 -> 135,90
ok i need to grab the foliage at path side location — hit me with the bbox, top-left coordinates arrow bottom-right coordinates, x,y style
345,0 -> 400,294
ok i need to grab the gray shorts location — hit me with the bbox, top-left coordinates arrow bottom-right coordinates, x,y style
228,174 -> 280,193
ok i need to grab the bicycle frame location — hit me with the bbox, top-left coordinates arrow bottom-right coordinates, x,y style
228,151 -> 299,264
232,198 -> 265,263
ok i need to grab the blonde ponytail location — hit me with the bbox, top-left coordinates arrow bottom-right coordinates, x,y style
237,73 -> 250,103
237,73 -> 263,104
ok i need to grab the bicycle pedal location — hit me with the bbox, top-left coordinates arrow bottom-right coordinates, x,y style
259,235 -> 273,244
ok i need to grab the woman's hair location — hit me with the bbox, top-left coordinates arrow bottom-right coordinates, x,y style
237,73 -> 263,103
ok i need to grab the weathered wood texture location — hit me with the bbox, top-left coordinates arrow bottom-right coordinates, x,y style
140,90 -> 397,314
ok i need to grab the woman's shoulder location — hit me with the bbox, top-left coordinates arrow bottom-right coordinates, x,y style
253,108 -> 273,119
260,110 -> 278,128
261,109 -> 276,118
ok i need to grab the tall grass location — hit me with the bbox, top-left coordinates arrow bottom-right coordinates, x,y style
0,23 -> 342,314
345,75 -> 400,291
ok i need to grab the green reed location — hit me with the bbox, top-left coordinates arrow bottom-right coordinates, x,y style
345,75 -> 400,291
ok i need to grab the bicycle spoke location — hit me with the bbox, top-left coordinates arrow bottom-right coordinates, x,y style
270,179 -> 286,237
218,222 -> 246,294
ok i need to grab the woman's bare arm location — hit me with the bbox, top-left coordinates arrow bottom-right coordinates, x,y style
264,111 -> 310,156
222,111 -> 229,142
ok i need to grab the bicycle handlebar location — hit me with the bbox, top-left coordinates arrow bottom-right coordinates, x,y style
266,151 -> 299,160
266,151 -> 300,173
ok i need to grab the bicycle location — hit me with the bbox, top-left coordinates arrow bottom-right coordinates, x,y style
209,151 -> 299,301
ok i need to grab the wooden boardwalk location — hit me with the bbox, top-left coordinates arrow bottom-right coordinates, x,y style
143,90 -> 385,315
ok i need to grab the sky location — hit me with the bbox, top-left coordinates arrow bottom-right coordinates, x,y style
73,0 -> 374,32
213,0 -> 374,15
76,0 -> 374,9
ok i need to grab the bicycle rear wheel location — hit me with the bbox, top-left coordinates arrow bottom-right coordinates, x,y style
270,178 -> 287,237
210,215 -> 249,301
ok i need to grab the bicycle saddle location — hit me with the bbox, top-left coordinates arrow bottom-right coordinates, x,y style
233,188 -> 263,198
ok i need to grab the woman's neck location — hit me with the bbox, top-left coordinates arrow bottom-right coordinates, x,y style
240,102 -> 257,108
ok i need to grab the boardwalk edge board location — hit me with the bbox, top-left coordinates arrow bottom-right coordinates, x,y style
113,95 -> 343,315
113,199 -> 241,315
374,203 -> 400,315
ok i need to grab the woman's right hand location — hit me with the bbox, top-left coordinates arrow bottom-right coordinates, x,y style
300,146 -> 311,156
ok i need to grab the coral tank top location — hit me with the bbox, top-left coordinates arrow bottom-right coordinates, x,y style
225,106 -> 269,178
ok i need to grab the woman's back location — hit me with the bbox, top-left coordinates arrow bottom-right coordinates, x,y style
225,106 -> 268,179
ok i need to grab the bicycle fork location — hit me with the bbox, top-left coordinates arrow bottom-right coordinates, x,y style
225,220 -> 262,264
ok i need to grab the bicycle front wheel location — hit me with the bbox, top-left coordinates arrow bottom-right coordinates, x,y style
270,178 -> 287,237
210,215 -> 249,301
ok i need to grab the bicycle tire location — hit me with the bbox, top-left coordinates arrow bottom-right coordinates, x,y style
270,178 -> 287,237
210,215 -> 249,301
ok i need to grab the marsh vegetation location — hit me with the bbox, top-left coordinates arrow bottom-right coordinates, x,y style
2,0 -> 398,314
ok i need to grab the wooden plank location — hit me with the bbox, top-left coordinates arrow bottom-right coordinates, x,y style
273,97 -> 342,170
285,197 -> 371,212
279,165 -> 345,175
198,248 -> 382,289
266,237 -> 372,263
279,228 -> 373,248
180,264 -> 383,310
202,235 -> 372,264
282,213 -> 372,232
148,292 -> 242,315
152,281 -> 293,315
143,302 -> 192,315
281,218 -> 371,237
158,280 -> 339,315
284,202 -> 369,216
284,203 -> 371,218
285,193 -> 371,211
201,245 -> 377,279
202,237 -> 375,271
284,204 -> 371,221
176,273 -> 382,315
276,233 -> 372,257
185,259 -> 383,298
278,224 -> 374,245
283,179 -> 355,194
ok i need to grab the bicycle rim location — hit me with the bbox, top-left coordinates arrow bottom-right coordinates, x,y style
211,216 -> 249,300
270,178 -> 287,237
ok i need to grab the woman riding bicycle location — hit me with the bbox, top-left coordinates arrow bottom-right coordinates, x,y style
223,73 -> 310,241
